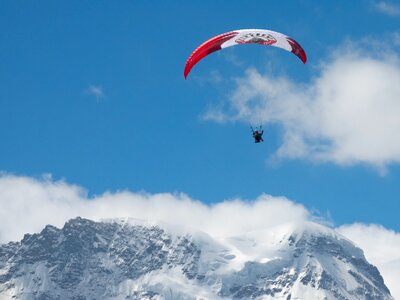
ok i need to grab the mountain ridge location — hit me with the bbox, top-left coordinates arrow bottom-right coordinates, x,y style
0,217 -> 393,299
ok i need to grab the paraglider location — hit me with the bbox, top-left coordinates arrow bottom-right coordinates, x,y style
184,29 -> 307,146
184,29 -> 307,78
251,126 -> 264,143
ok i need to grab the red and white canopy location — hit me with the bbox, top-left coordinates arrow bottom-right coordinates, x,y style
184,29 -> 307,79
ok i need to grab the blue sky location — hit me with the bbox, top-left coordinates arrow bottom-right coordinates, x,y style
1,0 -> 400,232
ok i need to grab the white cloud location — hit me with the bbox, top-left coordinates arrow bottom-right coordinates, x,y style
338,223 -> 400,299
85,85 -> 105,100
0,173 -> 308,243
205,41 -> 400,171
0,173 -> 398,298
374,1 -> 400,16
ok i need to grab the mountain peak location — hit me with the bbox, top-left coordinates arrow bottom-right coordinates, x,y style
0,217 -> 393,299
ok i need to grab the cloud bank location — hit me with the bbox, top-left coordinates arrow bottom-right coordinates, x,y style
205,40 -> 400,171
0,174 -> 308,243
0,173 -> 399,298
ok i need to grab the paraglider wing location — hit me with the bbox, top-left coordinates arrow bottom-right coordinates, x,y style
184,29 -> 307,79
286,37 -> 307,63
184,31 -> 239,79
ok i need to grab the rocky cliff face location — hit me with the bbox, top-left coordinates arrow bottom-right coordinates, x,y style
0,217 -> 393,299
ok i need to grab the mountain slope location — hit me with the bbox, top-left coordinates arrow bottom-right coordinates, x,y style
0,218 -> 393,299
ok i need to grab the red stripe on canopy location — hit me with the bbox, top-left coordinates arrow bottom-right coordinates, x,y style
184,31 -> 238,79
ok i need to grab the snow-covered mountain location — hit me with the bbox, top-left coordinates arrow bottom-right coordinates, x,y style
0,217 -> 393,300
